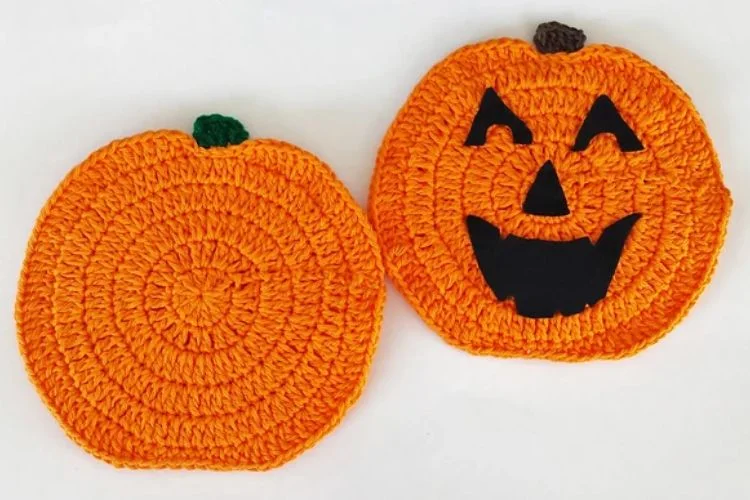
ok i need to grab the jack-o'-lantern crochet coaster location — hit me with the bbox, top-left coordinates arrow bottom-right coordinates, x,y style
369,22 -> 731,360
16,115 -> 385,469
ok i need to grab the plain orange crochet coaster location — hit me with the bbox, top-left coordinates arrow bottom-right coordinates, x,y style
16,114 -> 385,469
369,22 -> 731,361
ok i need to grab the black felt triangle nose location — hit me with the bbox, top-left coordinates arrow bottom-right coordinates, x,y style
523,161 -> 570,216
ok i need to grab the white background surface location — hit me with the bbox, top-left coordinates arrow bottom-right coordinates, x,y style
1,1 -> 749,499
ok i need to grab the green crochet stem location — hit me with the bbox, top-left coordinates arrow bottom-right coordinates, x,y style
192,114 -> 250,148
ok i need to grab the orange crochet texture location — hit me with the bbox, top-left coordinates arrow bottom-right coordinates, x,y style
369,22 -> 731,360
16,115 -> 385,469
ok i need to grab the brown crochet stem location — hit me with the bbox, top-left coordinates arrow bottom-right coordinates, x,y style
533,22 -> 586,54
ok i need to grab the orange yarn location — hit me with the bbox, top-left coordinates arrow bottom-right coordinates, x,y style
369,37 -> 731,360
16,130 -> 385,469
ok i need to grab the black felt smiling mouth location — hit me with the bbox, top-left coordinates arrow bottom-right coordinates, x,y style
466,213 -> 641,318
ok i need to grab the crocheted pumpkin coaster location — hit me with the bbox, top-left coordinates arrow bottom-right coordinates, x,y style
16,115 -> 385,469
369,22 -> 731,360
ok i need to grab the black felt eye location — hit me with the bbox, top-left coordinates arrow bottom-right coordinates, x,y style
465,88 -> 533,146
572,95 -> 644,152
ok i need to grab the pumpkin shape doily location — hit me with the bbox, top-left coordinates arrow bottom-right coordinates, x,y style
369,22 -> 731,360
17,115 -> 385,469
